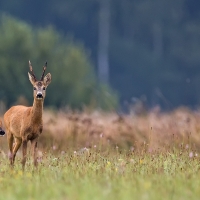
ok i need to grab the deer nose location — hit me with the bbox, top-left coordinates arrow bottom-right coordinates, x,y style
0,129 -> 5,136
36,93 -> 43,98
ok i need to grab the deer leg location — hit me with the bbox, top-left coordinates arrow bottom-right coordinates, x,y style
12,138 -> 22,166
7,133 -> 14,166
21,140 -> 28,171
31,138 -> 38,168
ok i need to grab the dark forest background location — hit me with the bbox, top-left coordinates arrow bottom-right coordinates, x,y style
0,0 -> 200,111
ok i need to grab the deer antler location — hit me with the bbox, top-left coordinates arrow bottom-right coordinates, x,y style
40,61 -> 47,81
29,60 -> 37,81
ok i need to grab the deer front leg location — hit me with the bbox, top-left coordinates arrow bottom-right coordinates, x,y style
31,138 -> 38,168
12,138 -> 22,166
22,140 -> 28,171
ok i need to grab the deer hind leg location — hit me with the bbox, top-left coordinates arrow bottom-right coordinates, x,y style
21,140 -> 28,171
31,138 -> 38,168
7,132 -> 14,166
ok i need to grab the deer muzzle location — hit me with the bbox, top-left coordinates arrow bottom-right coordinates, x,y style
36,92 -> 43,99
0,128 -> 5,136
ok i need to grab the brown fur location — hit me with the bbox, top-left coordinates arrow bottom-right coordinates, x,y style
4,63 -> 51,170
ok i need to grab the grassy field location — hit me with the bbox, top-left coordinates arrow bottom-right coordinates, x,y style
1,107 -> 200,200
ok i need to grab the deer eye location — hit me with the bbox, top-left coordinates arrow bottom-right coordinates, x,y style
43,87 -> 46,90
33,87 -> 36,90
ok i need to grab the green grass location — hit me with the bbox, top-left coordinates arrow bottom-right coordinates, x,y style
1,147 -> 200,200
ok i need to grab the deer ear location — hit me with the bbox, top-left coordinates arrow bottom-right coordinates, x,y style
43,73 -> 51,86
28,72 -> 36,85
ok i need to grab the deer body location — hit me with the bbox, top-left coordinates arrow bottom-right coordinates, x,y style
5,104 -> 43,140
4,61 -> 51,170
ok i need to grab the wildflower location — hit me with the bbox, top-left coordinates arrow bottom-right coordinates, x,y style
148,148 -> 152,153
8,152 -> 12,159
139,159 -> 144,165
189,152 -> 193,158
52,145 -> 57,150
37,157 -> 42,163
84,147 -> 89,151
37,151 -> 43,163
130,146 -> 134,152
106,161 -> 111,167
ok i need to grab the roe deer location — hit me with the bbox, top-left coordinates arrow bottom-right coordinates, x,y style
0,120 -> 5,136
4,61 -> 51,170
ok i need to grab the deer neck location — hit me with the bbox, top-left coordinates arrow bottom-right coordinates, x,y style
31,98 -> 44,124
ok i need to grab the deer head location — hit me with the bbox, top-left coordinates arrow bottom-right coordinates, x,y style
0,128 -> 5,136
28,61 -> 51,100
0,119 -> 5,136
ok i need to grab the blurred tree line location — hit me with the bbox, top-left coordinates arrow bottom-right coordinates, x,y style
1,0 -> 200,110
0,15 -> 118,110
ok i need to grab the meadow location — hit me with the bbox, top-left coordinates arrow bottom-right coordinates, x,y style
1,107 -> 200,200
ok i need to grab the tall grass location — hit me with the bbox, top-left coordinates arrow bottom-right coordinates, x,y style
0,147 -> 200,200
0,107 -> 200,199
